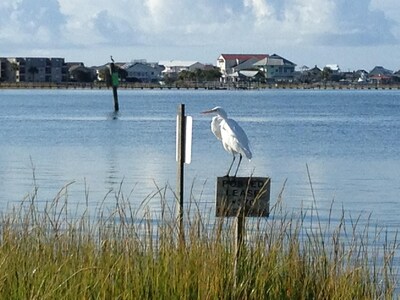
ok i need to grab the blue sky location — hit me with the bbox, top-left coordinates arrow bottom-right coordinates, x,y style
1,0 -> 399,71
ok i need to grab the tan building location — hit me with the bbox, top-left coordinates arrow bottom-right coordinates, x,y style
217,53 -> 296,82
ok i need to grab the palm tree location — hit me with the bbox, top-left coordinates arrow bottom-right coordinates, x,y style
9,62 -> 19,81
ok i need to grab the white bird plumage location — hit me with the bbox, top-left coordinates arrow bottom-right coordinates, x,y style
202,106 -> 252,177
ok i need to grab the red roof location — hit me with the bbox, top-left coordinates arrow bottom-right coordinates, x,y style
369,74 -> 391,80
220,54 -> 268,61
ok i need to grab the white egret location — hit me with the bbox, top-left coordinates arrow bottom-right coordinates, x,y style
202,106 -> 252,177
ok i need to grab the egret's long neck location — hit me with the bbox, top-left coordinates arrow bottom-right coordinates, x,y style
217,110 -> 228,120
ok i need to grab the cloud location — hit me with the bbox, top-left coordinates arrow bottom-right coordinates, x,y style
318,0 -> 397,46
370,0 -> 400,39
0,0 -> 66,47
92,10 -> 140,45
244,0 -> 275,21
0,0 -> 399,67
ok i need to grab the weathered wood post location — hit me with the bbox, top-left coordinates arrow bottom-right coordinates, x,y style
109,59 -> 119,112
216,176 -> 271,286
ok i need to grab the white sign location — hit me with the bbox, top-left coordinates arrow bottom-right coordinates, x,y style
185,116 -> 192,164
176,115 -> 193,164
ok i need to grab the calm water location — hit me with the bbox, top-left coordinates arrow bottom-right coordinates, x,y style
0,89 -> 399,228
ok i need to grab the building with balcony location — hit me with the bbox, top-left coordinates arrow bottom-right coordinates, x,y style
217,54 -> 267,82
122,61 -> 163,83
0,57 -> 68,82
253,54 -> 296,81
217,53 -> 296,82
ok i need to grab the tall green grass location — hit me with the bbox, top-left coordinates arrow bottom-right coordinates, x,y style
0,179 -> 397,299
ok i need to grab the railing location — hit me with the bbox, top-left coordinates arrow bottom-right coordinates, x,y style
1,81 -> 400,90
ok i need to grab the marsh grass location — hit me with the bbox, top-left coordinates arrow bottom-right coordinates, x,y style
0,178 -> 397,299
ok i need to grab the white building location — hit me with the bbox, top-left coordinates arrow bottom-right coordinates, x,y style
325,64 -> 340,73
122,62 -> 163,83
217,53 -> 296,82
217,54 -> 268,80
159,60 -> 205,77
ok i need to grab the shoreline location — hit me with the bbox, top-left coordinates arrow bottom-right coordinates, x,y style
1,81 -> 400,91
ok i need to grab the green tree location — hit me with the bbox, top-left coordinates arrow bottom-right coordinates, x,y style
321,67 -> 332,83
203,68 -> 222,81
177,68 -> 222,83
71,69 -> 93,82
178,70 -> 195,81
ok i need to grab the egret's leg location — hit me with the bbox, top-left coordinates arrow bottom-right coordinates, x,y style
226,154 -> 236,177
234,154 -> 243,177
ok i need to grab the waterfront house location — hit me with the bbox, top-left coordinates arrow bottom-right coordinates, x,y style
305,65 -> 322,82
253,54 -> 296,81
159,60 -> 205,79
217,53 -> 296,82
68,63 -> 96,82
325,64 -> 340,73
122,61 -> 163,83
217,54 -> 267,82
368,66 -> 393,84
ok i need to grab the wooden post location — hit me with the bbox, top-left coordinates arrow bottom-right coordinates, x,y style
236,210 -> 245,257
234,209 -> 245,288
176,104 -> 186,243
215,176 -> 271,288
109,62 -> 119,112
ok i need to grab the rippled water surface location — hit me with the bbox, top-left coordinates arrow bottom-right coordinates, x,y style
0,89 -> 399,228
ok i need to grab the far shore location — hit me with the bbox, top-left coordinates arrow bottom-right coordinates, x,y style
1,81 -> 400,91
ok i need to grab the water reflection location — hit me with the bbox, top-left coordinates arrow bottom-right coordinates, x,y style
0,89 -> 399,227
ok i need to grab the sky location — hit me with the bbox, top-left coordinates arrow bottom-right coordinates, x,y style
1,0 -> 400,71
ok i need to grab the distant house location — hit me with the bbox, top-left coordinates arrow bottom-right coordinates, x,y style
217,53 -> 296,82
68,63 -> 96,82
159,60 -> 205,78
217,54 -> 268,82
253,54 -> 296,81
369,66 -> 393,76
355,70 -> 369,83
355,69 -> 369,77
325,64 -> 340,73
122,62 -> 163,83
369,66 -> 393,84
297,65 -> 322,83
